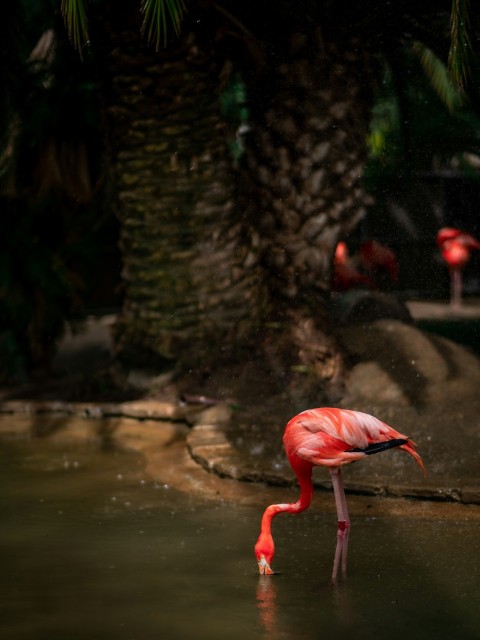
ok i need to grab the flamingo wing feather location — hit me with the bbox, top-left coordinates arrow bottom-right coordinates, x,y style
285,408 -> 425,474
294,408 -> 396,449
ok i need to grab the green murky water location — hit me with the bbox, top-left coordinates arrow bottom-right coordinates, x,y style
1,438 -> 479,640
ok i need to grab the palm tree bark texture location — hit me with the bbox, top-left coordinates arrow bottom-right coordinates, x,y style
243,29 -> 374,391
94,6 -> 263,372
94,4 -> 375,399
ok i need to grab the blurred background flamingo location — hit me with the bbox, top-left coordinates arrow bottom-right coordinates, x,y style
358,239 -> 399,288
333,242 -> 374,291
333,239 -> 399,292
437,227 -> 480,308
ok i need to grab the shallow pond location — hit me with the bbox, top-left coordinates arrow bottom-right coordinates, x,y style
1,438 -> 479,640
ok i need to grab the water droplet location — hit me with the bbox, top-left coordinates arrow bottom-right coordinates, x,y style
250,443 -> 264,456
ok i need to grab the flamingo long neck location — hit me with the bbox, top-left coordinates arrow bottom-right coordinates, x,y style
260,465 -> 313,535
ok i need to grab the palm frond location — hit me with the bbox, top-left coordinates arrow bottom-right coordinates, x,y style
61,0 -> 89,54
368,97 -> 399,158
448,0 -> 472,88
413,41 -> 463,112
141,0 -> 186,50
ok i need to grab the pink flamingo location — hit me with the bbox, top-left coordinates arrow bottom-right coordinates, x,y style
358,239 -> 399,286
254,408 -> 425,581
333,242 -> 374,291
437,227 -> 480,308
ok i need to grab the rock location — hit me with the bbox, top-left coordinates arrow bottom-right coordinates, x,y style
118,399 -> 188,421
339,319 -> 480,407
191,403 -> 233,426
345,361 -> 410,405
333,290 -> 413,326
126,369 -> 175,392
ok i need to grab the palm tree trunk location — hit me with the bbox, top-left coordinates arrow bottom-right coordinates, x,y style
95,9 -> 261,371
244,30 -> 374,392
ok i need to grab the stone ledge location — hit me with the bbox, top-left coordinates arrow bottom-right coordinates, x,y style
2,396 -> 480,507
0,398 -> 203,422
186,421 -> 480,506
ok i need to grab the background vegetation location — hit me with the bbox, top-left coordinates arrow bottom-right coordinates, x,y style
1,0 -> 479,394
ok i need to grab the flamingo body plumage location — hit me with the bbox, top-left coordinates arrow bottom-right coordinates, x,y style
283,408 -> 423,469
255,408 -> 425,579
358,239 -> 399,284
437,227 -> 480,307
436,227 -> 480,251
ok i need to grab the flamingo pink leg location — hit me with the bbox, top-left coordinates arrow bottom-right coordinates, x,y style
329,468 -> 351,581
450,268 -> 462,309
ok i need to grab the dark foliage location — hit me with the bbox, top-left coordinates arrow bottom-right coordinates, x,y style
0,1 -> 119,381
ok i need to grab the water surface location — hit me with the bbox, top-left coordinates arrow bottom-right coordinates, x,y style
1,438 -> 479,640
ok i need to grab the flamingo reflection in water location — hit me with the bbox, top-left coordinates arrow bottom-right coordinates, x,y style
254,408 -> 425,581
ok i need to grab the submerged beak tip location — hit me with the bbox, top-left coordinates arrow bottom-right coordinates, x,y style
257,560 -> 275,575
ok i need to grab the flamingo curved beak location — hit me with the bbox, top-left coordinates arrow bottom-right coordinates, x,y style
257,555 -> 275,575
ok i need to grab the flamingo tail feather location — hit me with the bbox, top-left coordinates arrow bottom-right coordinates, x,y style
399,441 -> 427,476
349,437 -> 426,476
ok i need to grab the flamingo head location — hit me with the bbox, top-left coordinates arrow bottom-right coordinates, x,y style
254,532 -> 275,575
437,227 -> 460,248
334,242 -> 348,265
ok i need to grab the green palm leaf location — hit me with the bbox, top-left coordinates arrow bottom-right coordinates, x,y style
61,0 -> 89,53
412,41 -> 463,112
141,0 -> 186,50
448,0 -> 472,88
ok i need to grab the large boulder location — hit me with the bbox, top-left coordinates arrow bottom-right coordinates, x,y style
339,319 -> 480,408
332,290 -> 413,326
